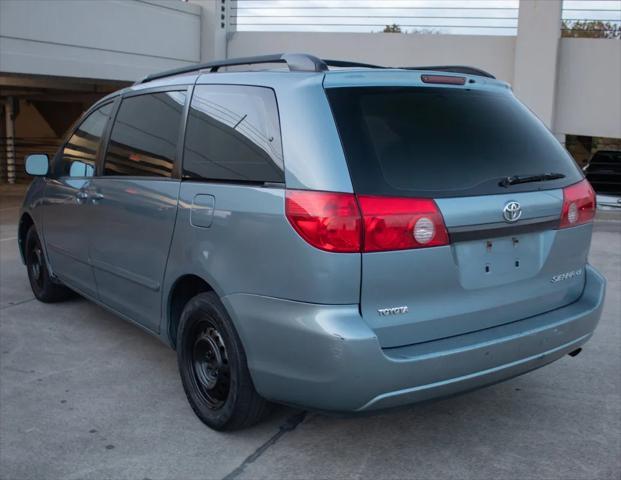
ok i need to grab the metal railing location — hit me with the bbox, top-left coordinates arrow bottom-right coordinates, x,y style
230,0 -> 520,36
0,137 -> 60,183
562,0 -> 621,38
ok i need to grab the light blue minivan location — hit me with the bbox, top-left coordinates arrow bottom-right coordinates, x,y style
19,54 -> 606,430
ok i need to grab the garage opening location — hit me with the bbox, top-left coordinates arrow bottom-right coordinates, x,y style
0,73 -> 129,184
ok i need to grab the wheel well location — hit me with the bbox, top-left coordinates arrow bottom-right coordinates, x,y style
18,213 -> 34,263
168,274 -> 213,349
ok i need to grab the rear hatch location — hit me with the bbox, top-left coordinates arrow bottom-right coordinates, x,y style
326,73 -> 593,348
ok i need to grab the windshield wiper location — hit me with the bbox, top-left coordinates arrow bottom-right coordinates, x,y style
499,172 -> 565,188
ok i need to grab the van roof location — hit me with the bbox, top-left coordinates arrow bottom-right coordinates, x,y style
94,54 -> 505,108
133,53 -> 496,85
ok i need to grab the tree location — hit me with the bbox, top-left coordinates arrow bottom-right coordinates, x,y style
383,23 -> 402,33
562,20 -> 621,39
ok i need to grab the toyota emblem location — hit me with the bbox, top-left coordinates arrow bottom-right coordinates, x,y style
503,201 -> 522,223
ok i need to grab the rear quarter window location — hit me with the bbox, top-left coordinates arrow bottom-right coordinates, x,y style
326,86 -> 583,198
183,85 -> 284,184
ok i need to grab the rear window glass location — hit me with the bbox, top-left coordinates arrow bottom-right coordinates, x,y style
326,87 -> 582,198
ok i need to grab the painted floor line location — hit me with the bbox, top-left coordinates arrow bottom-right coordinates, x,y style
0,297 -> 35,310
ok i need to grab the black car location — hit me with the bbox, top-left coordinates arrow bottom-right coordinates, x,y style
584,150 -> 621,196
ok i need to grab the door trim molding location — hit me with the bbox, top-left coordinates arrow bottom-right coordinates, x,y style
91,258 -> 160,291
47,242 -> 89,265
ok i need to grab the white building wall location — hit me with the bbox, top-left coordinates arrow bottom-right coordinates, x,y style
555,38 -> 621,139
192,0 -> 228,62
0,0 -> 201,82
0,0 -> 619,140
512,0 -> 562,129
227,32 -> 516,83
228,31 -> 620,140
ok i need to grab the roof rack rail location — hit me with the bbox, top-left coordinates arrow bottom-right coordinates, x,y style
322,59 -> 384,69
402,65 -> 495,79
135,53 -> 330,85
135,54 -> 493,85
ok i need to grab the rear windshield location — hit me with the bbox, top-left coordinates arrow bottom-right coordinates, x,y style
326,87 -> 583,198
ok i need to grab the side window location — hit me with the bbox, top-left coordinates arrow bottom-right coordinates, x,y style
58,103 -> 112,177
104,91 -> 186,177
183,85 -> 284,183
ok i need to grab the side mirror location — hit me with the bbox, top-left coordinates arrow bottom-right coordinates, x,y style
25,154 -> 49,176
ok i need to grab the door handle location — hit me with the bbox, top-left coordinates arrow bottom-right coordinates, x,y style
75,191 -> 89,204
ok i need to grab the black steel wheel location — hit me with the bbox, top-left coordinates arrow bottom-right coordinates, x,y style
191,321 -> 230,409
27,238 -> 45,292
177,291 -> 270,430
25,226 -> 72,303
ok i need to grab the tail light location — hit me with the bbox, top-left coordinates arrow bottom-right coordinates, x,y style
285,190 -> 449,253
357,195 -> 449,252
560,179 -> 596,228
285,190 -> 361,252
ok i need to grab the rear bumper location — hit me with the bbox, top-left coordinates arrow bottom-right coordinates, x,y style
222,265 -> 606,412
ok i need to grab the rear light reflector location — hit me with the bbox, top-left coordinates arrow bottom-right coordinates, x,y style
421,74 -> 466,85
560,179 -> 596,228
357,195 -> 449,252
285,190 -> 361,253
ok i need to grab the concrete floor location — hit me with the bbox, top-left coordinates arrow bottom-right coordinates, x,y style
1,185 -> 619,480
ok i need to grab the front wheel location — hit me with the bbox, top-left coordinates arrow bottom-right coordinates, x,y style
25,226 -> 73,303
177,292 -> 270,430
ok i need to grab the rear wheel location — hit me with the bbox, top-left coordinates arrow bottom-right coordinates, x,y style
177,292 -> 270,430
25,226 -> 73,303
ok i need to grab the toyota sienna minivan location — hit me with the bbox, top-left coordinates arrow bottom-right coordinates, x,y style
19,54 -> 606,430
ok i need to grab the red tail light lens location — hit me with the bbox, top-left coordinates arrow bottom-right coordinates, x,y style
286,190 -> 449,253
421,74 -> 466,85
357,195 -> 449,252
560,179 -> 596,228
285,190 -> 362,252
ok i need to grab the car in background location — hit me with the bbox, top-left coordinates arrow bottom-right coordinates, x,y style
583,150 -> 621,209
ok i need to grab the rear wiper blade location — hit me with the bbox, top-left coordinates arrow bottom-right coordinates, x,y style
499,172 -> 565,188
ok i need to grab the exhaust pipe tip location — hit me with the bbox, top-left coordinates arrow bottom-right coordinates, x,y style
568,348 -> 582,357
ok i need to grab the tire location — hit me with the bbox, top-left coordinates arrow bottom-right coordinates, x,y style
25,225 -> 73,303
177,292 -> 270,431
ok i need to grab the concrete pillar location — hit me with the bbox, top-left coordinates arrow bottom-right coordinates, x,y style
513,0 -> 562,130
4,98 -> 16,184
191,0 -> 230,62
